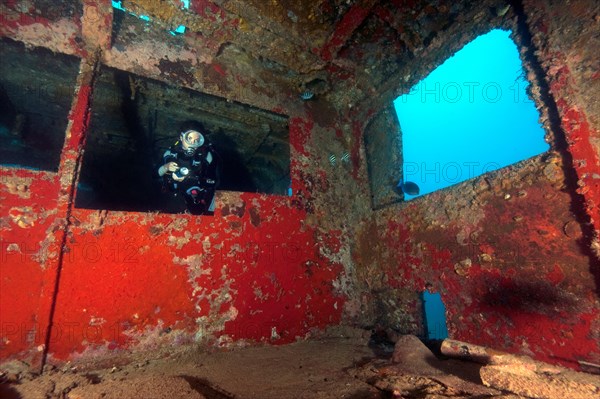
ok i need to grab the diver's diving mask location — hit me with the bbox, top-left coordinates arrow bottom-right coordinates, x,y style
180,130 -> 205,154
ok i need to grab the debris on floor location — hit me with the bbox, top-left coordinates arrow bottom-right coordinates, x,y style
354,335 -> 600,398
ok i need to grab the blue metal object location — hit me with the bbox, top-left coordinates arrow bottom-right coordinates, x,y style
422,290 -> 449,340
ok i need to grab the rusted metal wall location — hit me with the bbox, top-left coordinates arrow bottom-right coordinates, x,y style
359,0 -> 600,369
364,107 -> 403,210
0,0 -> 363,370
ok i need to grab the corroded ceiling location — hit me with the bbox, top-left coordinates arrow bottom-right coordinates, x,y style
105,0 -> 507,105
0,0 -> 507,206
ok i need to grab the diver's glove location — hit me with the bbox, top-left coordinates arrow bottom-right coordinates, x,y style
158,162 -> 179,176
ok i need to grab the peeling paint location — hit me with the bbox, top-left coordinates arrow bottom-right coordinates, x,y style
1,0 -> 599,374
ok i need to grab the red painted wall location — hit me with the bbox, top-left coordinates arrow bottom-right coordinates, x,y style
48,176 -> 346,361
1,1 -> 354,368
1,109 -> 348,365
0,170 -> 61,366
365,170 -> 599,369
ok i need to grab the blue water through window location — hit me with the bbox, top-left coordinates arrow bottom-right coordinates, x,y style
394,29 -> 549,200
112,0 -> 189,35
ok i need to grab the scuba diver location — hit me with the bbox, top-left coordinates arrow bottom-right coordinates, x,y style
158,122 -> 220,215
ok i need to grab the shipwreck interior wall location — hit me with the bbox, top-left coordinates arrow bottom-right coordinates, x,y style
1,0 -> 598,374
355,0 -> 600,369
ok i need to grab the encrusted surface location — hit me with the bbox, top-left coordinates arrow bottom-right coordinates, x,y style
1,0 -> 599,375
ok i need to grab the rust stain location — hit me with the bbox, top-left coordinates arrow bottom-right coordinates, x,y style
248,206 -> 261,227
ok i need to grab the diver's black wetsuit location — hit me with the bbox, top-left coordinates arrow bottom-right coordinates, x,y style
161,140 -> 219,214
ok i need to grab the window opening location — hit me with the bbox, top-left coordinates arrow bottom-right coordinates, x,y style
112,0 -> 189,35
394,29 -> 549,200
0,39 -> 80,172
75,66 -> 290,213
